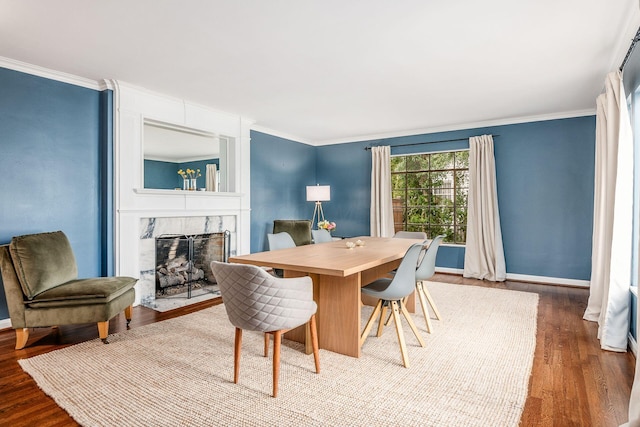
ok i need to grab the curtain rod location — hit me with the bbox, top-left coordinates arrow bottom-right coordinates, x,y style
619,26 -> 640,72
364,135 -> 499,150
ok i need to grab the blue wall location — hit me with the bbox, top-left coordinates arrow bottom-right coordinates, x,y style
0,67 -> 110,318
250,131 -> 316,252
251,117 -> 595,281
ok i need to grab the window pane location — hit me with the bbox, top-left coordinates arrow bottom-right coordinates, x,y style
391,173 -> 406,190
391,156 -> 405,172
455,150 -> 469,168
406,154 -> 429,172
431,152 -> 454,170
406,172 -> 429,189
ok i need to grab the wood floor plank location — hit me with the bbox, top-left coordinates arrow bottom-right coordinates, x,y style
0,274 -> 635,426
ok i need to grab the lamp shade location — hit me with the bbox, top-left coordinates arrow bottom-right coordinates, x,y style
306,185 -> 330,202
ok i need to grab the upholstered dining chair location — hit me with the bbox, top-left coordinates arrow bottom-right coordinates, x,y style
266,232 -> 296,277
311,229 -> 332,244
267,232 -> 296,251
360,243 -> 425,368
414,235 -> 445,333
272,220 -> 312,246
210,261 -> 320,397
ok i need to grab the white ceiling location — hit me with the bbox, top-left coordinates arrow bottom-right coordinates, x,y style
0,1 -> 638,145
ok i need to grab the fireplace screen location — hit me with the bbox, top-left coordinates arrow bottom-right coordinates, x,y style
155,231 -> 230,299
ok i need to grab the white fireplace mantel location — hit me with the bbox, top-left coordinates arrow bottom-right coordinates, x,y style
111,80 -> 253,303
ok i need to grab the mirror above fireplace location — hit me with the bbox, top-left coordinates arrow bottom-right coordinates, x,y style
143,119 -> 234,192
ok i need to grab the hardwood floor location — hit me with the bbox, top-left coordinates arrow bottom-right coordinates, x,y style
0,274 -> 635,426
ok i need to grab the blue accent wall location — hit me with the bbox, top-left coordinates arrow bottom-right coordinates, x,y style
250,131 -> 316,252
0,67 -> 110,318
318,117 -> 595,280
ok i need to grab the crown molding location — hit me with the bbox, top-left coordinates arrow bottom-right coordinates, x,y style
310,109 -> 596,146
250,124 -> 311,145
0,56 -> 103,91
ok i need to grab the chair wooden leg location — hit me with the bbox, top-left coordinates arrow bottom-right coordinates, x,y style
390,301 -> 410,368
97,321 -> 109,344
264,333 -> 270,357
234,328 -> 242,384
400,301 -> 426,347
416,282 -> 433,333
421,281 -> 441,320
15,328 -> 29,350
360,299 -> 383,347
309,314 -> 320,373
272,330 -> 283,397
376,303 -> 388,337
124,305 -> 133,327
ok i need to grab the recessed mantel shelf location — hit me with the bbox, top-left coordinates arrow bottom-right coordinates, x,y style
133,188 -> 244,197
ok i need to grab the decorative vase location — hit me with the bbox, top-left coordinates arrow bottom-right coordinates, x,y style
189,178 -> 197,191
183,178 -> 189,190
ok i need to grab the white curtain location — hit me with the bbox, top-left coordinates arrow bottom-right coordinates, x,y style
206,163 -> 218,192
463,135 -> 506,282
370,146 -> 395,237
583,70 -> 633,353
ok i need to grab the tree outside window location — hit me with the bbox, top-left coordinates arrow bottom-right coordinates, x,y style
391,150 -> 469,244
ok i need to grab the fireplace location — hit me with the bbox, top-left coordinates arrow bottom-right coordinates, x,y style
155,231 -> 230,299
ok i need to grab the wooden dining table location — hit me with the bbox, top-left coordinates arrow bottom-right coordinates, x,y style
228,236 -> 423,358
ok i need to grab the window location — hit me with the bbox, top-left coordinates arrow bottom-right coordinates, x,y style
391,150 -> 469,244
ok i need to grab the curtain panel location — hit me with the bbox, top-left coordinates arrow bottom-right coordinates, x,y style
370,146 -> 394,237
463,135 -> 506,282
583,70 -> 633,353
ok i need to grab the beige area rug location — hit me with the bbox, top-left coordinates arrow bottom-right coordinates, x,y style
19,282 -> 538,427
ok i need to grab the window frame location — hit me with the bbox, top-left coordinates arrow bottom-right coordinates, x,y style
390,148 -> 469,245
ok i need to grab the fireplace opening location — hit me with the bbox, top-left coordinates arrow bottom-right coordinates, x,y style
155,231 -> 229,299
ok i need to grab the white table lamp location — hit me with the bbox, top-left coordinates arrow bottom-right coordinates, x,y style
306,185 -> 330,229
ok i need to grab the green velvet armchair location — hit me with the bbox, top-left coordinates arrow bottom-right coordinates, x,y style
0,231 -> 137,349
272,220 -> 312,246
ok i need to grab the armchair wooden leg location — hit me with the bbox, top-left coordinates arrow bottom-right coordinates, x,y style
234,328 -> 242,384
15,328 -> 29,350
124,305 -> 133,327
309,314 -> 320,374
97,321 -> 109,344
272,330 -> 283,397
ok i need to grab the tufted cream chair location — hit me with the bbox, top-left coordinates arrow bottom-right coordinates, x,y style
210,261 -> 320,397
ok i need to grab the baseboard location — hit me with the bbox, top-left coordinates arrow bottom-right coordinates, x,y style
505,273 -> 590,288
0,318 -> 12,330
434,267 -> 590,287
630,333 -> 638,357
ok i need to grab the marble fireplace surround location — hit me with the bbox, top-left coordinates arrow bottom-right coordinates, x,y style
137,215 -> 236,308
112,81 -> 252,306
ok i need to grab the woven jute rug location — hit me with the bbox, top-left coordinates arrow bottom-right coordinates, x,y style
19,282 -> 538,427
